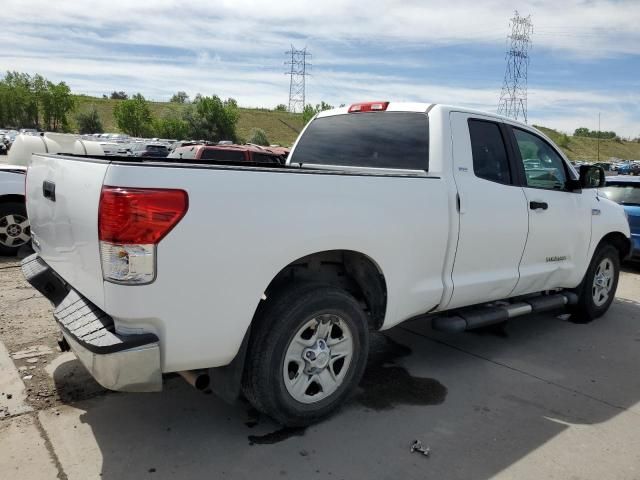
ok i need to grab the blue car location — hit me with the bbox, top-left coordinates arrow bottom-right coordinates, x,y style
600,175 -> 640,260
616,162 -> 640,175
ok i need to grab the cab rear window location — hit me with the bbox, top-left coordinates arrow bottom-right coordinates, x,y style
200,149 -> 246,161
290,112 -> 429,170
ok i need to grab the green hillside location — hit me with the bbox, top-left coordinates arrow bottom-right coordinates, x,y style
74,96 -> 304,146
534,125 -> 640,162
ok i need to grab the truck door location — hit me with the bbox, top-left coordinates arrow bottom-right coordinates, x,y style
507,126 -> 592,295
446,112 -> 529,309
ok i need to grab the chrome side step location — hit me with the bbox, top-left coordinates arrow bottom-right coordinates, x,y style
431,292 -> 578,333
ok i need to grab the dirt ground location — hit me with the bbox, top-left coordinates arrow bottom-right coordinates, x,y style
0,249 -> 106,414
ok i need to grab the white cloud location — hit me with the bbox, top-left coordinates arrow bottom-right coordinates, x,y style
0,0 -> 638,136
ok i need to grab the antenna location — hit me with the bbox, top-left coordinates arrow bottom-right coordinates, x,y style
285,46 -> 311,113
497,11 -> 533,123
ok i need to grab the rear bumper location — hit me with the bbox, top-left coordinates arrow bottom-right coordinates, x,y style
21,254 -> 162,392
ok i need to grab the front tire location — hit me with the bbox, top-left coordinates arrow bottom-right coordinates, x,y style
570,244 -> 620,323
0,202 -> 30,256
243,283 -> 369,426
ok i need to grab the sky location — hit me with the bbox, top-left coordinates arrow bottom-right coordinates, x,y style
1,0 -> 639,137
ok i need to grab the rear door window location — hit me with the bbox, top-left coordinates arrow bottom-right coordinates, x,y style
290,112 -> 429,170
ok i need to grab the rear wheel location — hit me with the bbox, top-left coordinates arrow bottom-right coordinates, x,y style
243,283 -> 369,426
570,244 -> 620,323
0,202 -> 30,256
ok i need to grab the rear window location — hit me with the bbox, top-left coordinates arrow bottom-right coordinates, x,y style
200,149 -> 246,161
253,153 -> 281,164
290,112 -> 429,170
168,147 -> 197,160
146,145 -> 168,152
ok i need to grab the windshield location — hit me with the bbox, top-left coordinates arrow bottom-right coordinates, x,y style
290,112 -> 429,170
600,184 -> 640,206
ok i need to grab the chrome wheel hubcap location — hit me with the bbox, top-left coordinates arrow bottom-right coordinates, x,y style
283,314 -> 353,404
0,214 -> 30,248
592,258 -> 614,307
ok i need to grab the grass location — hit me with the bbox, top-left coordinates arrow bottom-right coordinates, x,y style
74,96 -> 303,146
534,125 -> 640,162
73,97 -> 640,159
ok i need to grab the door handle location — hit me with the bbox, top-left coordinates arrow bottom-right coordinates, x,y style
43,181 -> 56,201
529,201 -> 548,210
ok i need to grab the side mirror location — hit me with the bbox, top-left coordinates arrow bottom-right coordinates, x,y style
579,165 -> 605,188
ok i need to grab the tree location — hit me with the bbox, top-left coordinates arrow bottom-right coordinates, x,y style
110,91 -> 128,100
0,72 -> 75,130
0,71 -> 38,128
40,81 -> 76,131
248,128 -> 269,146
170,91 -> 189,104
182,95 -> 239,141
76,106 -> 104,134
574,127 -> 617,139
275,104 -> 287,112
302,101 -> 333,125
113,93 -> 153,137
153,114 -> 189,140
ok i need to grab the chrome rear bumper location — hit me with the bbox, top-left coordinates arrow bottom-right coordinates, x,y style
21,254 -> 162,392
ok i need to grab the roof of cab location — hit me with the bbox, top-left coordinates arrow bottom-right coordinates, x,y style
316,102 -> 526,127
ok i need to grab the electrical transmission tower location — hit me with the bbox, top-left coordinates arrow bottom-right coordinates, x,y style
285,46 -> 311,113
497,11 -> 533,123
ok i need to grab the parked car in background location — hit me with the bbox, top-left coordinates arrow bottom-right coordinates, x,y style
131,142 -> 169,158
167,144 -> 289,164
601,176 -> 640,261
0,165 -> 28,255
616,162 -> 640,176
593,162 -> 611,171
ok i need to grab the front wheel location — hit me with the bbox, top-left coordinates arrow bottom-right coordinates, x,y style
570,244 -> 620,323
243,283 -> 369,426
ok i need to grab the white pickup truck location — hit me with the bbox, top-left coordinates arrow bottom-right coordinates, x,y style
21,102 -> 630,426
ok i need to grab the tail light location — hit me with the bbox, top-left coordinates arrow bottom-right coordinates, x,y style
348,101 -> 389,113
99,186 -> 188,284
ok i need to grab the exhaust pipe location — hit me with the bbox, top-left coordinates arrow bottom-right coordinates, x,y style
178,370 -> 210,391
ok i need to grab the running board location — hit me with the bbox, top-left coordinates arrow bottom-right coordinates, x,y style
431,292 -> 578,333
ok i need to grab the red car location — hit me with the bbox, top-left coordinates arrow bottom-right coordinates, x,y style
168,144 -> 289,164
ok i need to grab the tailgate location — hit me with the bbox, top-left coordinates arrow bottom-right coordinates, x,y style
26,154 -> 109,307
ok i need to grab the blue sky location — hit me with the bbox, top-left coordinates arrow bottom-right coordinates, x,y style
2,0 -> 639,137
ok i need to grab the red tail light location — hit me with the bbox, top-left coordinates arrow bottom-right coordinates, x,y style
99,186 -> 188,244
348,101 -> 389,113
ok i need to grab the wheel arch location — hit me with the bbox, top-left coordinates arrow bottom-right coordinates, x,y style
0,194 -> 25,206
259,249 -> 388,331
596,231 -> 631,260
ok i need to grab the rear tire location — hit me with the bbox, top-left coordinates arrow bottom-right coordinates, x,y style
243,283 -> 369,426
570,244 -> 620,323
0,202 -> 30,256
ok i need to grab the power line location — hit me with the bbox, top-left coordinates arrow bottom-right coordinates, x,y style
497,11 -> 533,123
285,45 -> 311,113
